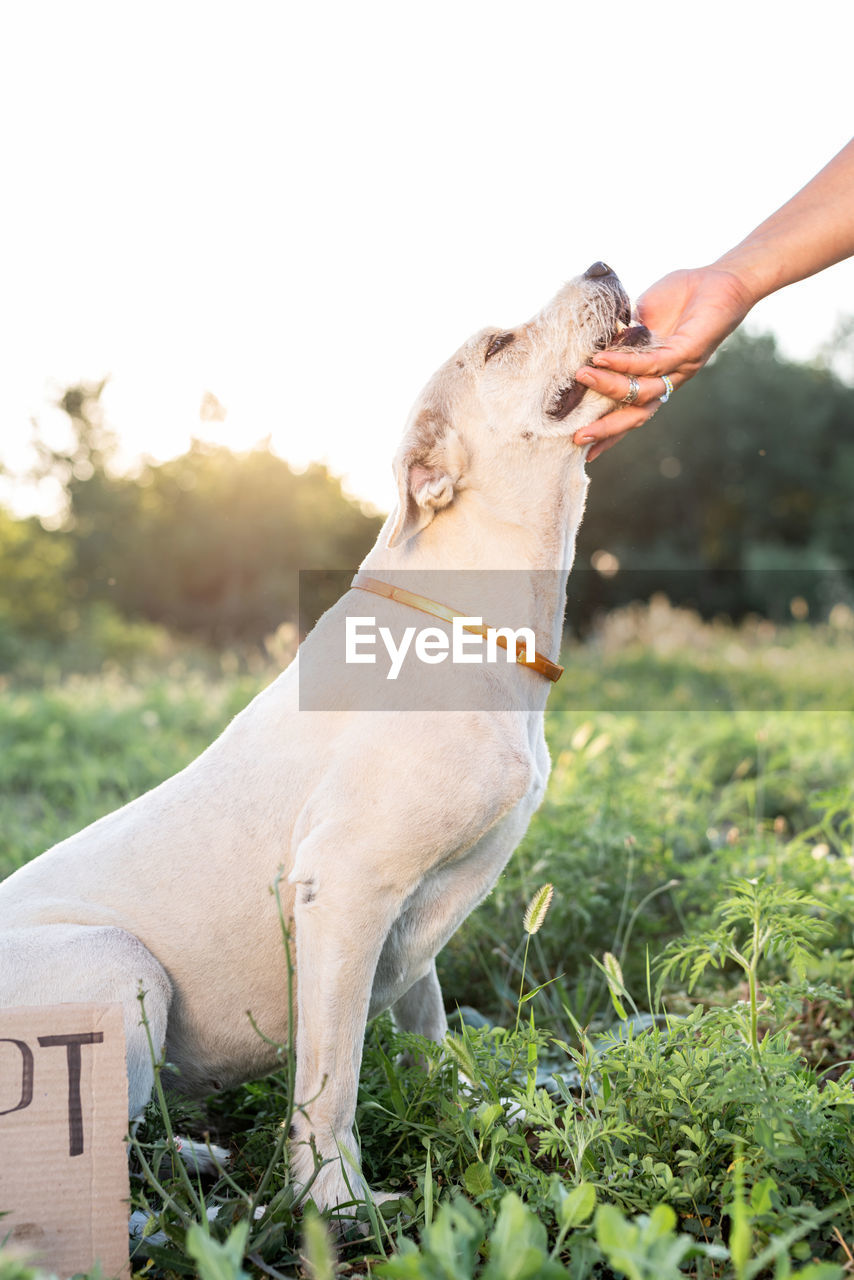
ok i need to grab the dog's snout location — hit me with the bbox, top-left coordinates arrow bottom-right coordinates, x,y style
582,262 -> 632,327
583,261 -> 615,279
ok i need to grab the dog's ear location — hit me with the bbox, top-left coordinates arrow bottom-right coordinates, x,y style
386,410 -> 468,548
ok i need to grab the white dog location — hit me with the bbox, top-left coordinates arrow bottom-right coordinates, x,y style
0,264 -> 648,1211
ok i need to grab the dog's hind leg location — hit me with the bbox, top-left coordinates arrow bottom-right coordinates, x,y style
0,924 -> 172,1121
391,961 -> 447,1041
390,961 -> 448,1073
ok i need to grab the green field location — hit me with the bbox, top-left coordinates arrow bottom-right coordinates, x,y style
2,604 -> 853,1278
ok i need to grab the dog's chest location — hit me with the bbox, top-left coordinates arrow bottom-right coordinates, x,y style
369,746 -> 549,1018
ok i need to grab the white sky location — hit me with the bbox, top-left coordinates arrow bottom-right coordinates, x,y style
1,1 -> 853,519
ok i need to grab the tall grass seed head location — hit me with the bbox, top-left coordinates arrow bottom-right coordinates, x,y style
523,883 -> 554,935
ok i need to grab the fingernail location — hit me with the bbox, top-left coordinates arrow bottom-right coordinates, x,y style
575,369 -> 594,384
591,356 -> 612,367
575,433 -> 596,444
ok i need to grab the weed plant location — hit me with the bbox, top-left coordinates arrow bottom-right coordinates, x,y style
1,609 -> 853,1276
118,874 -> 852,1278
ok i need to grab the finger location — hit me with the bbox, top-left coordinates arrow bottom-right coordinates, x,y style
573,400 -> 661,448
585,341 -> 686,377
575,367 -> 673,406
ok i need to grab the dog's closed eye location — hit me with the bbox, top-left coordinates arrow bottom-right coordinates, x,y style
485,332 -> 515,361
547,382 -> 587,420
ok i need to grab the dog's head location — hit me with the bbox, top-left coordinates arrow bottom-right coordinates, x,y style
387,264 -> 650,547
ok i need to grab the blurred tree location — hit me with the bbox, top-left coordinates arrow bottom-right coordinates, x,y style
31,379 -> 141,605
0,507 -> 73,666
31,383 -> 383,646
117,441 -> 381,643
574,329 -> 854,624
816,313 -> 854,385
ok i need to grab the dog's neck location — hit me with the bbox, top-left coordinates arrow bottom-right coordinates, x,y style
362,444 -> 589,668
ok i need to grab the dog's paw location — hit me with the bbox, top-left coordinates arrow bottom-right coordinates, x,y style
131,1200 -> 265,1254
500,1095 -> 527,1125
173,1135 -> 230,1174
294,1153 -> 369,1214
130,1202 -> 224,1253
369,1189 -> 409,1219
129,1209 -> 168,1249
395,1047 -> 434,1074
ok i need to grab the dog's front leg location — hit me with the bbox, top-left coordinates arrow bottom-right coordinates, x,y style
288,848 -> 402,1212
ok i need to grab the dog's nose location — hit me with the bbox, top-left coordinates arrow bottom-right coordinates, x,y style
584,261 -> 616,279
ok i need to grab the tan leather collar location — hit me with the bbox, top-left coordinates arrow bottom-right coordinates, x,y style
351,572 -> 564,683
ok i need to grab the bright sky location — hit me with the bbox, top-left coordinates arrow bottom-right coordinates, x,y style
1,1 -> 853,520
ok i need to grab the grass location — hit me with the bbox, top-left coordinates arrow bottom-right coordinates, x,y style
1,600 -> 853,1277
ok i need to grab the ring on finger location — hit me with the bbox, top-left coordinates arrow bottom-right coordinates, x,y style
660,374 -> 674,403
621,375 -> 640,405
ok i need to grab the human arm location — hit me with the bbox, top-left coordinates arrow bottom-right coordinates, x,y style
574,137 -> 854,459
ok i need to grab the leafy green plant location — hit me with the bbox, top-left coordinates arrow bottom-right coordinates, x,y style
656,878 -> 833,1058
376,1189 -> 576,1279
594,1201 -> 723,1280
0,1253 -> 41,1280
375,1186 -> 737,1280
520,886 -> 853,1266
185,1220 -> 251,1280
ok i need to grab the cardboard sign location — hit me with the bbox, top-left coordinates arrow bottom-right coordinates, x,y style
0,1003 -> 129,1279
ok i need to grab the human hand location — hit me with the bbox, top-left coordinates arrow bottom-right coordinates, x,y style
573,266 -> 757,459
